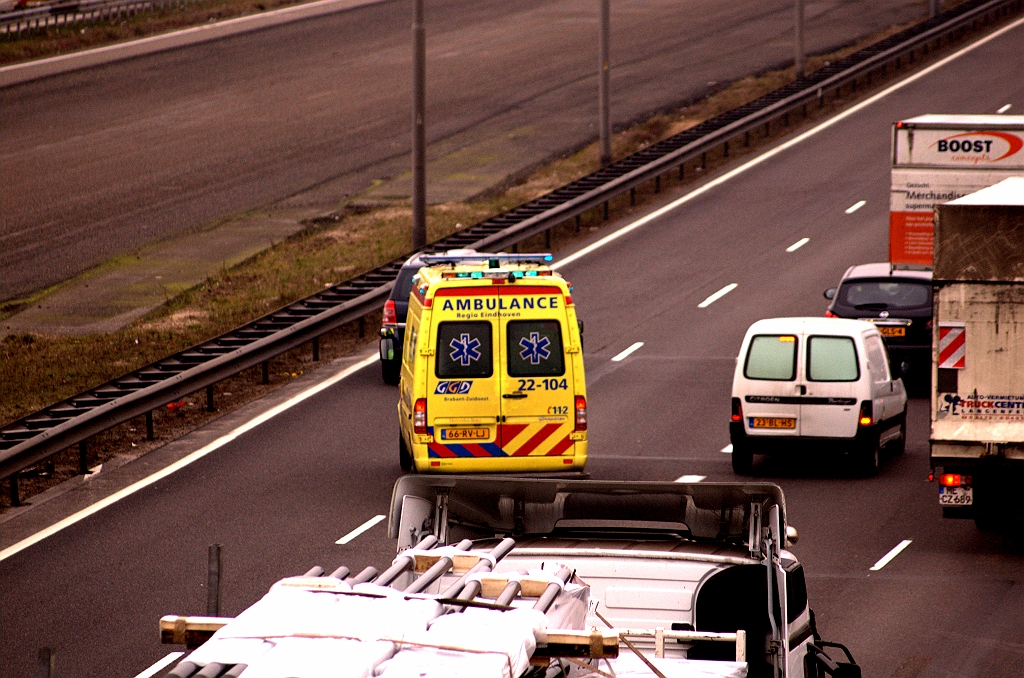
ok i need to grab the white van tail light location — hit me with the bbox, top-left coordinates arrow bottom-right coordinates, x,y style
858,400 -> 873,427
731,397 -> 743,422
575,396 -> 587,431
414,398 -> 427,434
382,300 -> 397,326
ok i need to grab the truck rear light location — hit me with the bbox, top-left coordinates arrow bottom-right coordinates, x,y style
825,310 -> 838,318
414,398 -> 427,434
731,397 -> 743,422
940,474 -> 971,487
382,300 -> 397,326
858,400 -> 873,427
575,396 -> 587,431
926,319 -> 933,330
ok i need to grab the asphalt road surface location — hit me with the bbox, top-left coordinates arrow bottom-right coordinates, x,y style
0,0 -> 930,301
2,17 -> 1023,678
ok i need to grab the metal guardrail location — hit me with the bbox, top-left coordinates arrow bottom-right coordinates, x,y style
1,0 -> 200,36
2,0 -> 1021,504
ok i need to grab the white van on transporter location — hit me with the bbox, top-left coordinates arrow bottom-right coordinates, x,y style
730,317 -> 907,476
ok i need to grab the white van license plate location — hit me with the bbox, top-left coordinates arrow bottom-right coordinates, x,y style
939,486 -> 973,506
750,417 -> 796,429
441,428 -> 489,441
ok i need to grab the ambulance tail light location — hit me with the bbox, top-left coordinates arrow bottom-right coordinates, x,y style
414,398 -> 427,434
575,396 -> 587,431
731,397 -> 743,422
382,300 -> 397,326
858,400 -> 873,427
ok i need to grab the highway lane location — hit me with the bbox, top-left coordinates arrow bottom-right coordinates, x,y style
0,0 -> 930,301
2,18 -> 1024,678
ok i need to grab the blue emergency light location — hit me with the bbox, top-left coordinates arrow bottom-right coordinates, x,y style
420,253 -> 553,267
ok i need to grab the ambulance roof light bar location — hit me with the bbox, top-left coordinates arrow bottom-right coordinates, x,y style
420,253 -> 553,267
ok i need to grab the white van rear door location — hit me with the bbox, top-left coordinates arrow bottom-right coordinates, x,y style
741,333 -> 802,436
800,334 -> 860,438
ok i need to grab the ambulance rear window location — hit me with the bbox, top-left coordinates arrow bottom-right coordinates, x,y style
436,321 -> 493,378
507,320 -> 564,377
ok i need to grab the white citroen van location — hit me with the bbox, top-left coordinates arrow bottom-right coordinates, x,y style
730,317 -> 907,476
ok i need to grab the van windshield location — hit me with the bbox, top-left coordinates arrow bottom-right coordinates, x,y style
807,336 -> 859,382
744,335 -> 797,381
507,320 -> 564,377
436,321 -> 493,378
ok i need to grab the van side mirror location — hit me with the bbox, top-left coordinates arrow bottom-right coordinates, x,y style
785,525 -> 799,547
824,288 -> 837,300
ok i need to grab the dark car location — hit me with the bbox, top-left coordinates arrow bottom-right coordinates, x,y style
824,263 -> 933,391
378,249 -> 478,384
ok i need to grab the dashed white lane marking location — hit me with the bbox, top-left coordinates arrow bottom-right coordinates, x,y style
869,539 -> 913,571
133,652 -> 184,678
0,353 -> 379,564
845,200 -> 866,214
611,342 -> 645,362
698,283 -> 738,308
675,475 -> 706,483
721,444 -> 734,454
336,514 -> 386,545
997,104 -> 1013,114
786,237 -> 809,252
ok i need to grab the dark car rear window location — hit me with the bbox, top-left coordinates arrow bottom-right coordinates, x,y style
390,266 -> 418,303
837,280 -> 931,310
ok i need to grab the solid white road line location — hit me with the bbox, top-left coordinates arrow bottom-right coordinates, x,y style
997,104 -> 1013,114
675,475 -> 706,483
721,444 -> 734,454
786,237 -> 810,252
611,342 -> 645,362
551,14 -> 1024,275
336,514 -> 386,545
0,353 -> 379,564
698,283 -> 738,308
869,539 -> 913,571
133,652 -> 184,678
845,200 -> 866,214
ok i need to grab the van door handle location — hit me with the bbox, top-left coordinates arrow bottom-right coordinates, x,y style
797,385 -> 806,395
502,392 -> 528,399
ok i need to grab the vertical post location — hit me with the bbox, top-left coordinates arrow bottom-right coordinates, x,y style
794,0 -> 804,79
79,440 -> 88,475
358,317 -> 366,338
930,0 -> 939,17
9,476 -> 20,507
312,337 -> 320,361
206,385 -> 215,413
598,0 -> 611,167
146,411 -> 154,440
38,648 -> 54,678
411,0 -> 427,250
207,544 -> 222,616
261,360 -> 270,385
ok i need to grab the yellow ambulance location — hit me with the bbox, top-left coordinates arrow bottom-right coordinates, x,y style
397,253 -> 587,473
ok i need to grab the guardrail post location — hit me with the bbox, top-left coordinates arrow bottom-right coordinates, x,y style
678,164 -> 684,180
9,477 -> 20,508
701,152 -> 707,170
313,337 -> 320,362
544,228 -> 551,249
575,215 -> 581,232
146,411 -> 154,440
602,201 -> 609,220
261,361 -> 270,385
207,544 -> 222,616
358,317 -> 365,338
723,141 -> 729,158
629,188 -> 635,206
206,386 -> 215,413
38,647 -> 54,678
654,175 -> 661,193
78,441 -> 88,475
930,0 -> 940,17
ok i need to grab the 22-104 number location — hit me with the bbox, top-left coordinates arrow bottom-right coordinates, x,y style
517,378 -> 569,391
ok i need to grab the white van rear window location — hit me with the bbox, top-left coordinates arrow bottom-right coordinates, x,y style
744,335 -> 797,381
807,336 -> 859,382
436,321 -> 493,378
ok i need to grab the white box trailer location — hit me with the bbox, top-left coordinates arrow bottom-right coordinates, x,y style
930,178 -> 1024,528
890,114 -> 1024,266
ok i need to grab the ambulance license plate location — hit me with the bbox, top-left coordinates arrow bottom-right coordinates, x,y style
878,326 -> 906,337
750,417 -> 796,429
939,486 -> 973,506
441,428 -> 489,441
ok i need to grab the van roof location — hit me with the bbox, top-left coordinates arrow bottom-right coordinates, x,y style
746,316 -> 878,336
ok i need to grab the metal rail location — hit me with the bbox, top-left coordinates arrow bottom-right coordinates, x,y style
1,0 -> 202,36
2,0 -> 1020,504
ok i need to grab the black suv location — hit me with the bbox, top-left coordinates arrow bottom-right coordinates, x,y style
824,263 -> 933,391
378,249 -> 478,384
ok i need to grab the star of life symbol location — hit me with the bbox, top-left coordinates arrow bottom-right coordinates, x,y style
449,333 -> 482,366
519,332 -> 551,365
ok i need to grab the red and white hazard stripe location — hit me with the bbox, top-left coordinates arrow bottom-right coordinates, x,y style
938,324 -> 965,369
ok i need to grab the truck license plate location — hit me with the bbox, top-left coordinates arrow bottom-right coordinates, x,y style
878,326 -> 906,337
750,417 -> 796,429
440,428 -> 488,441
939,486 -> 973,506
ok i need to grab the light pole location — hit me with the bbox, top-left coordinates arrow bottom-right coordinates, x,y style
598,0 -> 611,167
412,0 -> 427,250
794,0 -> 804,79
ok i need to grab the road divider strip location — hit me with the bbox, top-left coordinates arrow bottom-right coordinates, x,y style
698,284 -> 738,309
869,539 -> 913,571
786,238 -> 810,252
845,200 -> 867,214
674,475 -> 706,483
611,342 -> 645,362
336,514 -> 386,545
720,444 -> 734,454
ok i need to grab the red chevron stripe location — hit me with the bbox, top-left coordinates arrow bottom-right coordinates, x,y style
499,423 -> 529,447
512,423 -> 562,456
545,435 -> 575,456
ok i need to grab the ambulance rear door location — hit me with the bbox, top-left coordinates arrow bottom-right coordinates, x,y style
497,284 -> 576,458
427,288 -> 502,457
